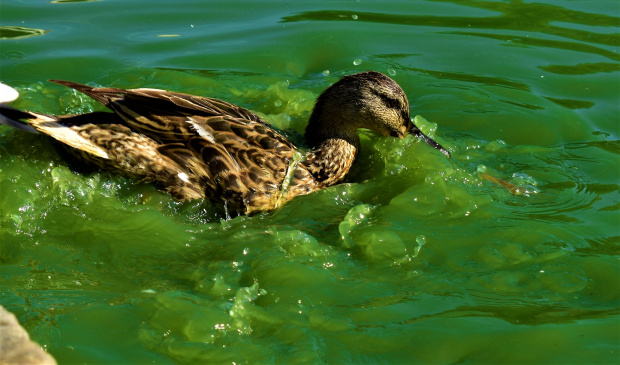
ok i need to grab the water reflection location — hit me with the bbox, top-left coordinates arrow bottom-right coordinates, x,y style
447,31 -> 619,61
0,26 -> 48,40
539,62 -> 620,75
282,0 -> 619,61
544,96 -> 594,109
50,0 -> 102,3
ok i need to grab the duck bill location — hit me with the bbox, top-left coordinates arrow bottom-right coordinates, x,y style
410,123 -> 451,158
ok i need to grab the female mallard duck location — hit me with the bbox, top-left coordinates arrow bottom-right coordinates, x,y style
0,71 -> 449,215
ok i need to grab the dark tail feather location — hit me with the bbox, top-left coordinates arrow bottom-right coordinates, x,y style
49,80 -> 122,108
0,104 -> 39,133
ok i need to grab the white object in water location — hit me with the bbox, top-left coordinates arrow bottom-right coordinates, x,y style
0,82 -> 19,103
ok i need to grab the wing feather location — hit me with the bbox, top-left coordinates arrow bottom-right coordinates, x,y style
43,80 -> 304,214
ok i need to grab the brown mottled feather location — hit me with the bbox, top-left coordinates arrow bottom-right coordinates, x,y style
45,80 -> 304,214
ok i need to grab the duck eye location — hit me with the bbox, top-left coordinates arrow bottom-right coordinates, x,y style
378,93 -> 400,109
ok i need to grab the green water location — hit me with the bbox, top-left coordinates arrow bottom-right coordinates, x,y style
1,0 -> 619,363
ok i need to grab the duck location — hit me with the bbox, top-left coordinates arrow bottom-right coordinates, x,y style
0,71 -> 450,215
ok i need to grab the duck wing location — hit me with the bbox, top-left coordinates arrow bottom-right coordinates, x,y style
45,80 -> 302,214
49,80 -> 270,139
154,114 -> 301,214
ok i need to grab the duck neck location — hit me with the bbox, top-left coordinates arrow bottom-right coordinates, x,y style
302,137 -> 359,187
303,93 -> 363,186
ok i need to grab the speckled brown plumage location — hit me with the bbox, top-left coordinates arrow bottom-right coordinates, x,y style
0,71 -> 450,215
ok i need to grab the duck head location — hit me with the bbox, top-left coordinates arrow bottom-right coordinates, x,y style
305,71 -> 450,158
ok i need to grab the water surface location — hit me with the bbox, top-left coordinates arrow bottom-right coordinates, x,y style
1,0 -> 619,363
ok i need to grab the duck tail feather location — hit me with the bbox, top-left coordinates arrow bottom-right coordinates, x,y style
0,104 -> 40,133
0,104 -> 110,159
48,80 -> 122,108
